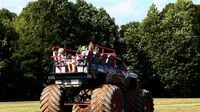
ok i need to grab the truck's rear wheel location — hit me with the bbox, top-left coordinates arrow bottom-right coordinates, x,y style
40,84 -> 65,112
124,89 -> 144,112
91,84 -> 123,112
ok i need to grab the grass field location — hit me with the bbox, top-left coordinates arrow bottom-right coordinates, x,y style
0,101 -> 40,112
154,98 -> 200,112
0,98 -> 200,112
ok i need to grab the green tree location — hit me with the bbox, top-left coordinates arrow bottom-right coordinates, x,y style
139,4 -> 163,94
121,0 -> 200,97
0,9 -> 18,100
140,4 -> 161,69
0,8 -> 16,22
0,9 -> 17,73
158,0 -> 200,97
75,0 -> 118,47
123,22 -> 154,84
121,20 -> 160,94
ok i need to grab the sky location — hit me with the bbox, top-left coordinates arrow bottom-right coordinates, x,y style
0,0 -> 200,25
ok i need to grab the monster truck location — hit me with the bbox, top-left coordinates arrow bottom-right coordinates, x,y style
40,43 -> 154,112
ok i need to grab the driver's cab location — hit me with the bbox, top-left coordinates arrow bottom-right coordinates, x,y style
115,57 -> 127,70
114,57 -> 137,79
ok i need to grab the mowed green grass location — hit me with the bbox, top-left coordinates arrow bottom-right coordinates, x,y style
0,101 -> 40,112
0,98 -> 200,112
154,98 -> 200,112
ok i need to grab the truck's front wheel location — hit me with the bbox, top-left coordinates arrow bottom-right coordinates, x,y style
124,89 -> 144,112
91,84 -> 123,112
40,84 -> 65,112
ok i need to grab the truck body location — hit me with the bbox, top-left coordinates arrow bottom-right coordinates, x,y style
40,44 -> 154,112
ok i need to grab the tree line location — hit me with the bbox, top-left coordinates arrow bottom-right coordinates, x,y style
0,0 -> 200,100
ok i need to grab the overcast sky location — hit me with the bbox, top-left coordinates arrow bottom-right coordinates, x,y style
0,0 -> 200,25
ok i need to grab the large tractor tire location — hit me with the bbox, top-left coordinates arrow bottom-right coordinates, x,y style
40,84 -> 65,112
124,89 -> 145,112
142,89 -> 154,112
91,84 -> 123,112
